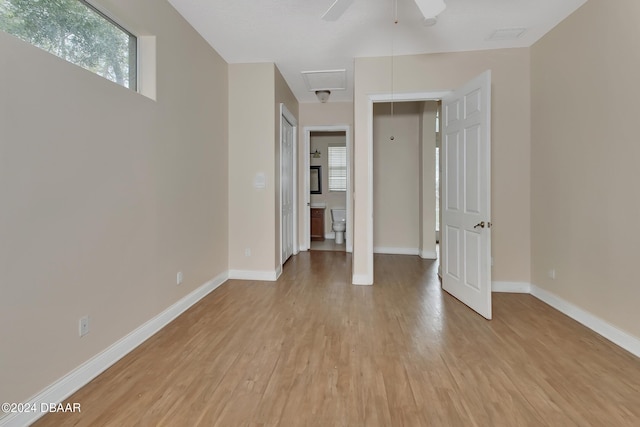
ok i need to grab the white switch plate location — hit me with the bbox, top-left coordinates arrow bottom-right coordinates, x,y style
253,172 -> 266,189
79,316 -> 90,337
177,271 -> 183,285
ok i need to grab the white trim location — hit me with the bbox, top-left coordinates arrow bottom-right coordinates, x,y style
279,103 -> 298,270
530,284 -> 640,358
492,281 -> 531,293
275,265 -> 283,280
369,92 -> 452,103
291,114 -> 299,257
374,247 -> 420,256
345,127 -> 353,254
420,250 -> 438,260
0,272 -> 228,427
365,98 -> 374,285
228,269 -> 279,281
325,232 -> 336,239
303,128 -> 310,251
352,274 -> 373,285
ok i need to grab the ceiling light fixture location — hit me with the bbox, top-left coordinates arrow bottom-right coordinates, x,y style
423,16 -> 438,27
414,0 -> 446,19
315,90 -> 331,103
322,0 -> 446,21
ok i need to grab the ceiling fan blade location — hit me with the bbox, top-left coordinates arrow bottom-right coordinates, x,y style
321,0 -> 355,21
414,0 -> 446,19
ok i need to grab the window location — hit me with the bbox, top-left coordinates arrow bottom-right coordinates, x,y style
0,0 -> 137,90
328,145 -> 347,192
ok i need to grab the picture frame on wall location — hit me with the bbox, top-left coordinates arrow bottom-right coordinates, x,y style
310,166 -> 321,194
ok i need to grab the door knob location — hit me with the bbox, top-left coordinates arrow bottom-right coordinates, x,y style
474,221 -> 485,229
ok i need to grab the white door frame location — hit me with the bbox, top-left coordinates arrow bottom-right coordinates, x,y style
302,125 -> 352,253
280,103 -> 298,269
363,91 -> 451,284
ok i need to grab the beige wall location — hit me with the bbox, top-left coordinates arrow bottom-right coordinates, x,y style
228,63 -> 298,274
531,0 -> 640,338
0,0 -> 228,405
299,102 -> 354,128
310,132 -> 347,235
228,63 -> 275,273
419,101 -> 438,258
354,48 -> 531,283
373,102 -> 421,252
298,102 -> 354,248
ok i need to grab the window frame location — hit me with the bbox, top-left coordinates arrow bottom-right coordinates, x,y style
327,144 -> 347,192
80,0 -> 138,91
0,0 -> 138,91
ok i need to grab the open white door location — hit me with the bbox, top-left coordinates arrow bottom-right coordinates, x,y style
441,70 -> 492,319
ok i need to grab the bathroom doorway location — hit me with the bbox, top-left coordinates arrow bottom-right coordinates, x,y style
303,126 -> 352,253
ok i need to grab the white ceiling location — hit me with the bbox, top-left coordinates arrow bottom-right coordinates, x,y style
167,0 -> 587,103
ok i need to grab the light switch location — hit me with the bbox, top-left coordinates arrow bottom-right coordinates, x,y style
253,172 -> 266,189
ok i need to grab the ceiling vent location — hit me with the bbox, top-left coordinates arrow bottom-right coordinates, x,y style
487,28 -> 527,41
301,69 -> 347,92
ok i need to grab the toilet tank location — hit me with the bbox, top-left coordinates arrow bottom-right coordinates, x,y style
331,208 -> 346,222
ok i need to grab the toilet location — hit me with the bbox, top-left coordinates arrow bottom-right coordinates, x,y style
331,208 -> 346,245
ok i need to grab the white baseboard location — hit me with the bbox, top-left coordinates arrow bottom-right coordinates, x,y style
492,281 -> 531,293
325,232 -> 336,239
420,250 -> 437,260
228,269 -> 278,281
275,265 -> 283,280
352,274 -> 373,285
530,284 -> 640,358
0,272 -> 229,427
374,247 -> 419,256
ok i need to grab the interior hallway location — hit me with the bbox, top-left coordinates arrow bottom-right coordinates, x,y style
35,252 -> 640,426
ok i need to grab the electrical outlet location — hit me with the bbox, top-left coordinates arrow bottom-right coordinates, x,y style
245,248 -> 251,257
548,269 -> 556,280
177,271 -> 183,285
79,316 -> 90,337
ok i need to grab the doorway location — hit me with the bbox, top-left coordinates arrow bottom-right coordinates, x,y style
302,125 -> 352,253
372,101 -> 439,259
361,71 -> 493,319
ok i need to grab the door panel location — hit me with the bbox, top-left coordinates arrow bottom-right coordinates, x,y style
464,229 -> 481,291
464,125 -> 481,214
441,70 -> 492,319
445,225 -> 461,280
445,133 -> 460,211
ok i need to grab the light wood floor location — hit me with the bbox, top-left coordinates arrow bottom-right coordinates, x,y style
35,252 -> 640,426
310,238 -> 346,252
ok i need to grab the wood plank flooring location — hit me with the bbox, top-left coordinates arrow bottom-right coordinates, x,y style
34,252 -> 640,426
